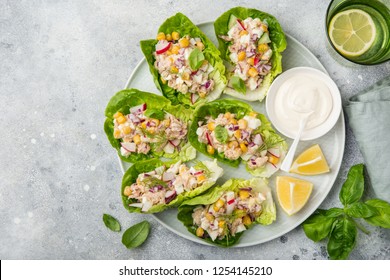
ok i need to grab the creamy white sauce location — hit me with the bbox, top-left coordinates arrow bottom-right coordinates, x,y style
273,74 -> 333,134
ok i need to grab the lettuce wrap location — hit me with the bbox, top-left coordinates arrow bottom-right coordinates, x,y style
122,158 -> 223,214
214,7 -> 287,101
189,99 -> 287,177
177,178 -> 276,247
104,89 -> 196,163
140,13 -> 227,107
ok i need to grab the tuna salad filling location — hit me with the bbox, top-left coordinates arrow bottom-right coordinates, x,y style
113,103 -> 188,157
124,160 -> 223,212
196,112 -> 282,169
153,31 -> 215,101
192,186 -> 266,241
221,17 -> 273,92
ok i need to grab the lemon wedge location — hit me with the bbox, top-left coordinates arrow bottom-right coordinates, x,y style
276,176 -> 313,216
328,9 -> 376,57
290,144 -> 330,175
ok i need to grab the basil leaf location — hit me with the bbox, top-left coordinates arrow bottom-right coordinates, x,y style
302,209 -> 336,242
230,76 -> 246,94
122,220 -> 151,249
327,216 -> 357,260
214,125 -> 229,143
345,202 -> 379,218
144,108 -> 165,120
339,164 -> 364,206
324,207 -> 344,218
189,48 -> 205,70
364,199 -> 390,229
102,214 -> 121,232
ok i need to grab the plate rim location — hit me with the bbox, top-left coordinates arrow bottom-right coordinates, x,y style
119,22 -> 346,247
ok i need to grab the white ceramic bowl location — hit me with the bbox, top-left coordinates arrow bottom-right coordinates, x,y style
266,67 -> 342,140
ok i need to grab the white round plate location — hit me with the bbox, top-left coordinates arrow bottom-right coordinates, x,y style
266,67 -> 342,141
119,22 -> 345,247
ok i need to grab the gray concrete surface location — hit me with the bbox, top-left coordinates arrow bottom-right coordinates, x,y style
0,0 -> 389,259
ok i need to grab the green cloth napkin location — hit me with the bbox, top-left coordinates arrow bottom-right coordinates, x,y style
345,76 -> 390,202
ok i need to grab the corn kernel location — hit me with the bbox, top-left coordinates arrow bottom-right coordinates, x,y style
207,122 -> 215,131
207,145 -> 215,155
151,119 -> 160,127
160,77 -> 167,84
218,220 -> 226,228
234,130 -> 241,139
238,119 -> 248,129
123,186 -> 132,196
215,199 -> 225,208
249,112 -> 258,117
163,119 -> 170,127
238,51 -> 246,61
258,43 -> 269,53
166,50 -> 172,55
239,190 -> 250,200
224,112 -> 232,119
182,72 -> 189,80
205,213 -> 214,221
156,32 -> 166,41
240,143 -> 248,153
166,33 -> 172,41
242,215 -> 252,226
171,31 -> 180,40
113,112 -> 123,119
248,67 -> 258,77
147,127 -> 155,134
171,45 -> 180,55
229,118 -> 238,125
122,126 -> 132,135
240,30 -> 248,36
228,141 -> 238,148
198,91 -> 207,98
196,227 -> 204,237
179,37 -> 189,48
117,115 -> 127,124
114,129 -> 121,138
197,174 -> 206,183
247,57 -> 255,66
196,41 -> 205,50
268,154 -> 280,165
141,122 -> 147,129
213,205 -> 220,212
261,24 -> 268,32
133,134 -> 141,145
171,66 -> 179,74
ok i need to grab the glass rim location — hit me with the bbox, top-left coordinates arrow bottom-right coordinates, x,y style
325,0 -> 390,66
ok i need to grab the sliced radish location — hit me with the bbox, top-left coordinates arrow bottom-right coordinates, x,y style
236,224 -> 246,233
237,19 -> 246,30
227,199 -> 235,205
121,142 -> 136,152
120,147 -> 131,157
194,170 -> 204,176
254,56 -> 259,66
156,41 -> 171,55
268,147 -> 281,158
165,190 -> 177,204
253,134 -> 263,145
130,103 -> 147,114
162,172 -> 175,182
142,200 -> 153,212
169,139 -> 181,147
129,203 -> 143,208
205,132 -> 212,146
163,142 -> 175,154
191,93 -> 199,104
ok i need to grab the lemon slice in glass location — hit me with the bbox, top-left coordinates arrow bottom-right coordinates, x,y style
290,144 -> 330,175
328,9 -> 376,57
276,176 -> 313,216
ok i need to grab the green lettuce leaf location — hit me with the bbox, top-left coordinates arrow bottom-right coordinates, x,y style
189,99 -> 252,167
140,13 -> 227,106
177,177 -> 276,247
214,7 -> 287,101
189,99 -> 287,177
122,159 -> 223,214
104,88 -> 195,162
